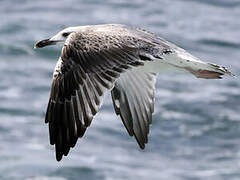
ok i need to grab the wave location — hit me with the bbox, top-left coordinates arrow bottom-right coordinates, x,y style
197,39 -> 240,49
182,0 -> 240,8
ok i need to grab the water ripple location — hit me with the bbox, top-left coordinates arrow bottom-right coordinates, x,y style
197,39 -> 240,49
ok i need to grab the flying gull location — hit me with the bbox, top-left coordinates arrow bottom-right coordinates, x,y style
34,24 -> 234,161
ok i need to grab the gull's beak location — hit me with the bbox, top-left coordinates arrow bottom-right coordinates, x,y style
34,38 -> 58,49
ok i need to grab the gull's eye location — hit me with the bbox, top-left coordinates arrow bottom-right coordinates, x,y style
62,32 -> 70,37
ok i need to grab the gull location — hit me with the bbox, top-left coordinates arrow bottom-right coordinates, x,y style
34,24 -> 234,161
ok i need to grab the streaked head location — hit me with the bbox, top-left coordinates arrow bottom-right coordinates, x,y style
34,26 -> 84,48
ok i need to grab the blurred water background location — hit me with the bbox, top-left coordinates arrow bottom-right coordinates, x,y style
0,0 -> 240,179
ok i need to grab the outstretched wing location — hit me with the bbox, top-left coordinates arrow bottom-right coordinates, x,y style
45,31 -> 157,161
111,69 -> 157,149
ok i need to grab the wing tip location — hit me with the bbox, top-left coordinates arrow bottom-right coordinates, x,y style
137,139 -> 146,150
56,154 -> 63,162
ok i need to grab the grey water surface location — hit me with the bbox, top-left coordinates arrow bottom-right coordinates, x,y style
0,0 -> 240,179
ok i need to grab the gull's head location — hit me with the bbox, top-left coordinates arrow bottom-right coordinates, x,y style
34,26 -> 83,48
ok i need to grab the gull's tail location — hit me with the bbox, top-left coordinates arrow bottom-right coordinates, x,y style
184,63 -> 235,79
164,51 -> 235,79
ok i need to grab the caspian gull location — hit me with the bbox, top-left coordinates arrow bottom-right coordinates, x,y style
34,24 -> 234,161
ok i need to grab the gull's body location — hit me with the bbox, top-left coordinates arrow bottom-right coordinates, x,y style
35,24 -> 234,161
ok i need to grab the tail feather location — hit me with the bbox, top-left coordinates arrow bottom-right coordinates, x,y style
184,63 -> 235,79
161,50 -> 235,79
208,63 -> 235,77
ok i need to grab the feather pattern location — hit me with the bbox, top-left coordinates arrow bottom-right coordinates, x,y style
111,69 -> 156,148
45,26 -> 164,161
